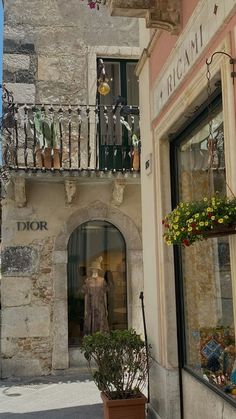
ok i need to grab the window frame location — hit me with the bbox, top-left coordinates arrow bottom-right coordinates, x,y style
97,57 -> 139,170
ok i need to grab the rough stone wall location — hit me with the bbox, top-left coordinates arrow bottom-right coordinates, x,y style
3,0 -> 139,103
2,1 -> 141,377
1,179 -> 142,376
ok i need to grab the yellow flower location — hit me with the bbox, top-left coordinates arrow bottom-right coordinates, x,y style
186,211 -> 190,216
218,218 -> 224,223
211,216 -> 215,220
176,232 -> 180,236
188,227 -> 193,232
194,213 -> 199,218
173,225 -> 178,230
199,222 -> 204,226
187,218 -> 193,223
203,197 -> 208,201
207,207 -> 213,212
205,221 -> 209,226
174,216 -> 179,222
224,215 -> 229,219
167,241 -> 172,245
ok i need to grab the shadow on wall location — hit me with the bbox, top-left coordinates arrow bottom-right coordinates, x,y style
0,404 -> 103,419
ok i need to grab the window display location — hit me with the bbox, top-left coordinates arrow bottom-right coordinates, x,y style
175,105 -> 236,400
67,220 -> 127,345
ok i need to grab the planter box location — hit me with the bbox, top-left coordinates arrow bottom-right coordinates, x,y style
203,224 -> 236,239
101,391 -> 147,419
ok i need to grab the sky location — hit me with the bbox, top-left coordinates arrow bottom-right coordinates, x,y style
0,1 -> 3,111
0,3 -> 3,83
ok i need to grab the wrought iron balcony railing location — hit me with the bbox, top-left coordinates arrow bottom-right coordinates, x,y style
2,102 -> 140,174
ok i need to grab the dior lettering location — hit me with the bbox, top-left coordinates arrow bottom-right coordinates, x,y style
17,221 -> 48,231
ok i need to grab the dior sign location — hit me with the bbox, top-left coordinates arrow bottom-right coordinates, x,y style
17,221 -> 48,231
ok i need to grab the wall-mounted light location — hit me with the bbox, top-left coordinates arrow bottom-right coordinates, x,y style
97,59 -> 110,96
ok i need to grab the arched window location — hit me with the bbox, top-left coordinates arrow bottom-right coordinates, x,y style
67,220 -> 127,346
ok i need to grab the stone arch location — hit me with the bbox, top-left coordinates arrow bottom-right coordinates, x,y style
52,201 -> 143,370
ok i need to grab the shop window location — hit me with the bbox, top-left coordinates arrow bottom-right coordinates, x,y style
171,94 -> 236,402
67,220 -> 127,346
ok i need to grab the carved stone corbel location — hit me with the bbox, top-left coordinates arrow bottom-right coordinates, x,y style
106,0 -> 181,33
111,180 -> 126,206
146,0 -> 181,34
64,179 -> 77,205
14,177 -> 27,208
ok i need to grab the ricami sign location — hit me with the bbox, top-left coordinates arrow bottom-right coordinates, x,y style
153,0 -> 236,119
17,221 -> 48,231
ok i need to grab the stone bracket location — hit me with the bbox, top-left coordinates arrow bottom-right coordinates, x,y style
106,0 -> 181,34
111,180 -> 126,206
64,179 -> 77,205
14,177 -> 27,208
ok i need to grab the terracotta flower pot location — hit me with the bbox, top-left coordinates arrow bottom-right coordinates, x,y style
101,391 -> 147,419
132,148 -> 140,171
36,147 -> 61,169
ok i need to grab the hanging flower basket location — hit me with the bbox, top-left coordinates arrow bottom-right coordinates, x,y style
163,195 -> 236,247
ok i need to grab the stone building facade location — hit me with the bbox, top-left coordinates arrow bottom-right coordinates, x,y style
1,0 -> 142,378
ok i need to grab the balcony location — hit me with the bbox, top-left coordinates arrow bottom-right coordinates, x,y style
106,0 -> 181,33
2,101 -> 140,178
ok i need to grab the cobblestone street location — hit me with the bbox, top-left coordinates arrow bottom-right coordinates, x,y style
0,371 -> 103,419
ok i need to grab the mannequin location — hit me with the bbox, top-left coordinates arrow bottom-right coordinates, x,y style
83,256 -> 109,335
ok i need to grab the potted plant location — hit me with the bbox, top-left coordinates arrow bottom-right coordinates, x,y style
163,195 -> 236,247
81,329 -> 149,419
30,110 -> 61,169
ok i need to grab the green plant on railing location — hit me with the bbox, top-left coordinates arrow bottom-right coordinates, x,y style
81,329 -> 149,400
163,195 -> 236,247
30,110 -> 59,148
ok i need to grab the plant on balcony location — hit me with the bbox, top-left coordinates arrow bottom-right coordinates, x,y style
30,110 -> 61,169
163,195 -> 236,247
81,329 -> 148,419
83,0 -> 106,10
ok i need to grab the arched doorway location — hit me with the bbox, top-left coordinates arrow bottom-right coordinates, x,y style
67,220 -> 127,346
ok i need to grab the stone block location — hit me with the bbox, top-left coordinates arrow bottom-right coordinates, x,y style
4,83 -> 36,103
53,251 -> 68,264
2,358 -> 42,378
52,300 -> 69,369
38,55 -> 87,84
4,54 -> 30,72
53,264 -> 67,300
2,306 -> 50,338
2,246 -> 38,276
35,81 -> 86,104
1,277 -> 32,307
1,338 -> 18,358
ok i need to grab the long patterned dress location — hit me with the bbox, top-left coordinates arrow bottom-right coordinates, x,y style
83,276 -> 109,335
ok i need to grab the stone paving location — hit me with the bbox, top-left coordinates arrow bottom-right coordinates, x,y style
0,370 -> 103,419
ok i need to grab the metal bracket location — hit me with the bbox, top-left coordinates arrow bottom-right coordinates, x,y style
206,52 -> 236,84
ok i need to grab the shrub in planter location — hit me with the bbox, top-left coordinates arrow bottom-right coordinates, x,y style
163,195 -> 236,247
81,329 -> 149,419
